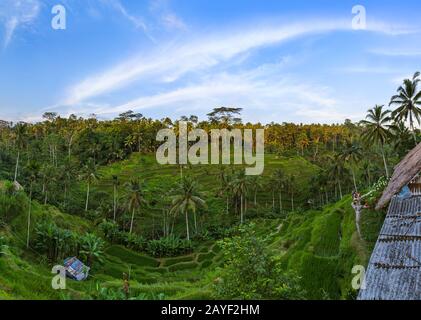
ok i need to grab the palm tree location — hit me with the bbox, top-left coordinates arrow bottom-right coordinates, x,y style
112,175 -> 119,221
339,143 -> 363,192
389,121 -> 413,157
170,177 -> 206,240
249,175 -> 264,206
25,161 -> 39,248
13,123 -> 26,182
81,159 -> 100,212
271,169 -> 285,214
219,169 -> 233,214
360,105 -> 392,178
126,179 -> 147,234
286,175 -> 297,211
390,71 -> 421,144
231,171 -> 249,224
80,233 -> 104,267
328,155 -> 347,199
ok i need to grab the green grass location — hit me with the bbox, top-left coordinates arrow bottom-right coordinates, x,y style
0,152 -> 386,300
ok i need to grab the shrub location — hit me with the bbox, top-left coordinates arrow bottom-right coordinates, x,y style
123,232 -> 147,251
214,223 -> 306,300
146,236 -> 193,257
98,220 -> 120,242
33,220 -> 79,262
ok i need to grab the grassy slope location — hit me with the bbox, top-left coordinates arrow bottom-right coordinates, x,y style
0,154 -> 385,300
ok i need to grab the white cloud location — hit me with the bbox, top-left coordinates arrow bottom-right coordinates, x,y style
369,48 -> 421,57
104,0 -> 147,31
0,0 -> 40,48
161,13 -> 187,30
62,17 -> 416,107
62,19 -> 347,105
64,62 -> 353,124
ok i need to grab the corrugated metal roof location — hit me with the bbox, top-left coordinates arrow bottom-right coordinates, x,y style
358,196 -> 421,300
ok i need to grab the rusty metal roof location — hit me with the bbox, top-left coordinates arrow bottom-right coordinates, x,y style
358,196 -> 421,300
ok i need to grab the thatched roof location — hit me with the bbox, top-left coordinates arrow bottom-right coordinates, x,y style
376,143 -> 421,210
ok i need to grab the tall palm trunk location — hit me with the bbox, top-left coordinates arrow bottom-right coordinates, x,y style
113,184 -> 117,221
338,180 -> 343,199
27,183 -> 32,248
193,211 -> 198,234
351,168 -> 358,192
254,189 -> 257,206
240,194 -> 244,224
410,113 -> 417,145
85,182 -> 90,211
185,209 -> 190,240
291,192 -> 294,212
279,192 -> 282,214
272,191 -> 275,210
14,151 -> 20,181
380,144 -> 389,178
130,208 -> 135,234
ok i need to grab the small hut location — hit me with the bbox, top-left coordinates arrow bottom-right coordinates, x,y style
64,257 -> 90,281
358,143 -> 421,300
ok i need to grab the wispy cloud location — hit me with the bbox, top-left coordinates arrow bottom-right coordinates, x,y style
62,19 -> 348,105
103,0 -> 147,31
161,13 -> 187,30
0,0 -> 40,48
369,48 -> 421,57
64,61 -> 352,124
54,16 -> 418,123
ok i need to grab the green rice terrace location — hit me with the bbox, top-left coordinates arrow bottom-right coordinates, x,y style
0,152 -> 386,300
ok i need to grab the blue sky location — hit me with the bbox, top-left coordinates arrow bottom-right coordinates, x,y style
1,0 -> 421,124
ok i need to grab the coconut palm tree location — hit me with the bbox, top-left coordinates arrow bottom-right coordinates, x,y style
25,161 -> 39,248
112,175 -> 119,221
328,154 -> 347,199
81,159 -> 100,212
13,123 -> 26,182
249,175 -> 264,206
360,105 -> 392,178
339,143 -> 363,192
389,71 -> 421,144
389,121 -> 413,157
271,169 -> 285,214
286,175 -> 297,211
126,179 -> 147,234
170,177 -> 206,240
218,169 -> 233,214
231,171 -> 249,224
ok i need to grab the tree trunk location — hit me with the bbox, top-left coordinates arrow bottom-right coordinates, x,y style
240,194 -> 244,224
113,185 -> 117,221
185,210 -> 190,240
272,191 -> 275,210
14,150 -> 20,182
351,168 -> 358,192
194,211 -> 197,234
85,182 -> 90,211
291,192 -> 294,211
338,181 -> 343,199
27,184 -> 32,248
381,144 -> 389,178
254,189 -> 257,206
130,208 -> 135,234
279,192 -> 282,214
